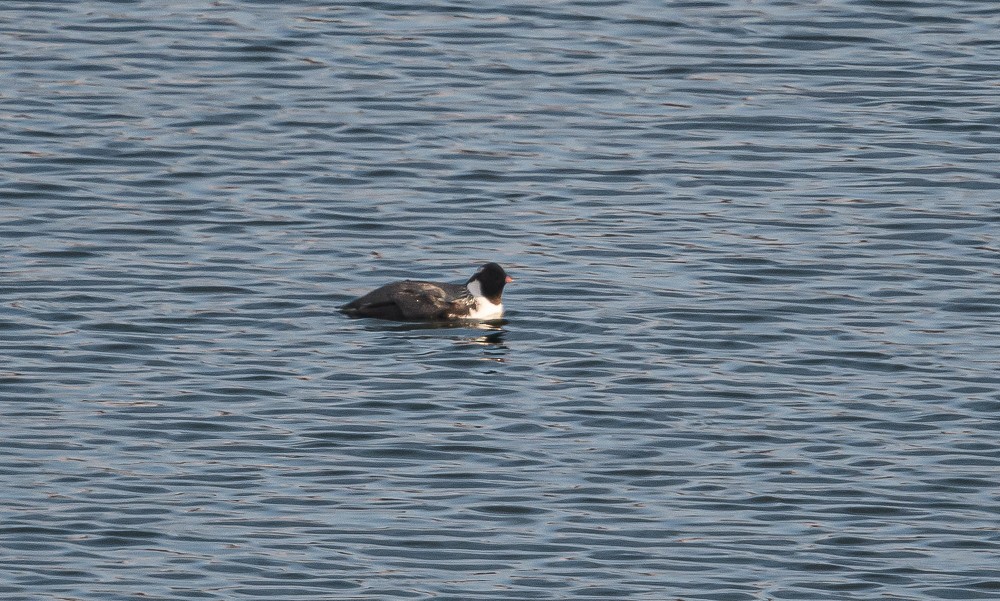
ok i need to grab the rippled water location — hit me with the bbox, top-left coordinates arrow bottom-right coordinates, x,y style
3,1 -> 1000,599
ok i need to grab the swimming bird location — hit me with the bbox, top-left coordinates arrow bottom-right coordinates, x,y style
340,263 -> 513,321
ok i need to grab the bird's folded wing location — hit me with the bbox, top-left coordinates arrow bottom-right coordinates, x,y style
392,282 -> 452,319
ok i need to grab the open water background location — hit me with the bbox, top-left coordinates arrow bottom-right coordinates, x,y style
2,1 -> 1000,599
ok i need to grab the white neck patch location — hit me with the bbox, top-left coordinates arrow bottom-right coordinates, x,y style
467,279 -> 484,298
465,279 -> 503,320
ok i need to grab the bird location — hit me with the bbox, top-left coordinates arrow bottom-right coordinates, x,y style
340,263 -> 513,321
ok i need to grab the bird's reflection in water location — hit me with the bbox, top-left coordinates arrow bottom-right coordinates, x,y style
475,330 -> 506,346
466,323 -> 507,355
372,320 -> 509,357
376,319 -> 507,333
466,323 -> 508,363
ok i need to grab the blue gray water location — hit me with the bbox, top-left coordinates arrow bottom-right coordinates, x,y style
2,1 -> 999,599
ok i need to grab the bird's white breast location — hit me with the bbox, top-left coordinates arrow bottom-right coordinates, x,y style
464,298 -> 504,320
463,280 -> 504,319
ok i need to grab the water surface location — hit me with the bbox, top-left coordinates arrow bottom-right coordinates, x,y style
2,1 -> 999,599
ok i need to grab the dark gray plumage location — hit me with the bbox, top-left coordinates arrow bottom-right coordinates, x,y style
341,263 -> 512,321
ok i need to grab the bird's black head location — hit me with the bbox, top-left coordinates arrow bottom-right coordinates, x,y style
467,262 -> 513,303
